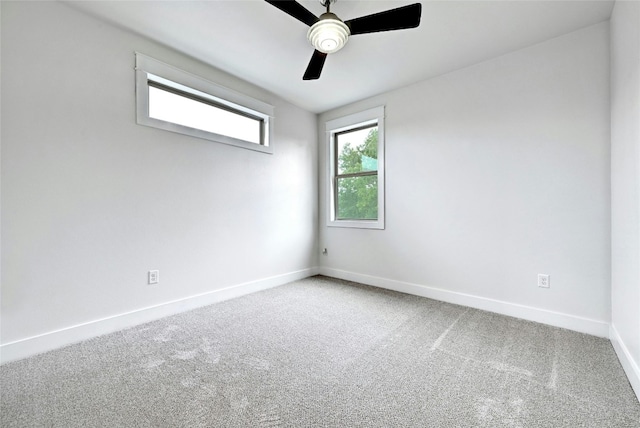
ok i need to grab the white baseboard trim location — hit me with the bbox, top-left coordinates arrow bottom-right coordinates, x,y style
610,324 -> 640,400
0,267 -> 320,365
319,267 -> 610,338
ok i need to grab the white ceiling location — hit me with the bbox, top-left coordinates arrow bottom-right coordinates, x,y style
65,0 -> 614,113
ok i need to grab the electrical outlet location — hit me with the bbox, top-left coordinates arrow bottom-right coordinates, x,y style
538,274 -> 550,288
148,270 -> 159,285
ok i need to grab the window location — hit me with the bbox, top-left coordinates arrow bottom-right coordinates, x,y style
326,106 -> 385,229
135,53 -> 274,154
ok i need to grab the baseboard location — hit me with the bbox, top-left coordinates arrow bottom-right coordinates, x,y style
0,267 -> 320,365
610,324 -> 640,399
319,267 -> 610,338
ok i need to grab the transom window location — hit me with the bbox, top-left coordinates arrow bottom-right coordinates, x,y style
135,53 -> 274,154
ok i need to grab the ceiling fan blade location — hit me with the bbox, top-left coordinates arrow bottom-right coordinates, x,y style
345,3 -> 422,35
303,50 -> 328,80
264,0 -> 319,27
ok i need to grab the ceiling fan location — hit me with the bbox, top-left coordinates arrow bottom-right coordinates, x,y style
264,0 -> 422,80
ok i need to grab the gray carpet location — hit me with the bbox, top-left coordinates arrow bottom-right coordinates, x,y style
1,275 -> 639,427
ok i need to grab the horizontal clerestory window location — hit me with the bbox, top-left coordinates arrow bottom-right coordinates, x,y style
135,53 -> 274,153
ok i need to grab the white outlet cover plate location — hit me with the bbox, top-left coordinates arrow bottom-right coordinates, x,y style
538,274 -> 550,288
148,270 -> 159,284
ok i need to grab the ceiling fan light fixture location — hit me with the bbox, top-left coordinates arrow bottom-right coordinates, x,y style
265,0 -> 422,80
307,13 -> 350,54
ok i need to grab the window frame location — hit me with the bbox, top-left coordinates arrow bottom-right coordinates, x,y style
326,106 -> 385,229
135,52 -> 274,154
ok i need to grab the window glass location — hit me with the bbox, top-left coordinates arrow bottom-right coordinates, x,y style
336,175 -> 378,220
336,126 -> 378,175
148,85 -> 262,145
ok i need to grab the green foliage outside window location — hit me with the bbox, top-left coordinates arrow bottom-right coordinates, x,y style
336,128 -> 378,220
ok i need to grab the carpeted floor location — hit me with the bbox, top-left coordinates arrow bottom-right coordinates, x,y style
1,275 -> 639,427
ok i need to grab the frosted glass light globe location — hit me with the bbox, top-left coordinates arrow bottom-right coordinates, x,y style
307,13 -> 350,54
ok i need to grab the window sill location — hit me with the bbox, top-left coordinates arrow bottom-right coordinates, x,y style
327,219 -> 384,230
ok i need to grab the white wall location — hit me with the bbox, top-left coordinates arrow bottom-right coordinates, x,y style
610,0 -> 640,397
0,1 -> 318,360
319,22 -> 611,336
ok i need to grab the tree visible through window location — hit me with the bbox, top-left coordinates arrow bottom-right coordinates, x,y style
335,125 -> 379,220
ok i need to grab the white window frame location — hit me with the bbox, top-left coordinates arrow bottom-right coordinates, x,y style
135,52 -> 274,154
326,106 -> 385,229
